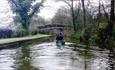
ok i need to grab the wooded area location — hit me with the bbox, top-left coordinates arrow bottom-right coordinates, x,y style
0,0 -> 114,49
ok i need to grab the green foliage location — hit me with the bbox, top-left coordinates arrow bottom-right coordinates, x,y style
9,0 -> 44,30
53,0 -> 115,49
68,27 -> 98,46
89,34 -> 97,46
113,26 -> 115,39
68,29 -> 85,44
68,31 -> 79,43
13,15 -> 21,24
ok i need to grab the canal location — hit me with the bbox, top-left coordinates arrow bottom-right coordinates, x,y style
0,39 -> 115,70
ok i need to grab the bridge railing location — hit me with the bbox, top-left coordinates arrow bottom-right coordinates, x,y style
38,24 -> 69,30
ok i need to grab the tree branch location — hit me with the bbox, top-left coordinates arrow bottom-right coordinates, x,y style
29,1 -> 44,18
101,2 -> 109,21
63,0 -> 72,8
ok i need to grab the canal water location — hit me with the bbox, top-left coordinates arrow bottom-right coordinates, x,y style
0,41 -> 115,70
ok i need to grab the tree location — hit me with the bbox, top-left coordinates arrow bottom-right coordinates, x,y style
29,15 -> 48,34
97,0 -> 115,48
52,7 -> 72,25
109,0 -> 114,36
106,0 -> 114,47
8,0 -> 45,33
55,0 -> 79,31
81,0 -> 86,27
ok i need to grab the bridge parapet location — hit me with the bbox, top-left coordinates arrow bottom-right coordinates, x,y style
38,24 -> 66,30
37,24 -> 69,34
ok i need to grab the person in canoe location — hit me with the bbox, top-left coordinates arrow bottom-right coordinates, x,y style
56,32 -> 65,48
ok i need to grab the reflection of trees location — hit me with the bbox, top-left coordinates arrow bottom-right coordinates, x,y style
83,48 -> 93,70
15,43 -> 38,70
17,46 -> 31,70
108,49 -> 115,70
75,47 -> 94,70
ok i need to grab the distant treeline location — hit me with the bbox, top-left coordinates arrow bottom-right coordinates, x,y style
0,29 -> 13,38
0,29 -> 38,39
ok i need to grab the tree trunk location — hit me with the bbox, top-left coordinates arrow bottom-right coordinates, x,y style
106,0 -> 114,41
108,0 -> 114,50
98,0 -> 101,28
99,0 -> 114,48
81,0 -> 86,27
71,0 -> 77,32
110,0 -> 114,26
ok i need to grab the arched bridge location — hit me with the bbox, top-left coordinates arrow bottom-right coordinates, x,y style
38,24 -> 67,30
38,24 -> 70,34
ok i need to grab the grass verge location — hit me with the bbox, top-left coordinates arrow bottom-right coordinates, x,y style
0,34 -> 51,45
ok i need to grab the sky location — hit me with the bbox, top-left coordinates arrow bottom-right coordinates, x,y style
38,0 -> 66,19
0,0 -> 66,28
0,0 -> 13,28
0,0 -> 109,28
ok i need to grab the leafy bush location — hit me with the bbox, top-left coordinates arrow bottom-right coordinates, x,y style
68,28 -> 97,46
89,34 -> 97,46
68,31 -> 79,43
68,30 -> 85,44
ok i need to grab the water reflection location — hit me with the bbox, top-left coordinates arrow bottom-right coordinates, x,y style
14,43 -> 38,70
0,42 -> 115,70
0,49 -> 16,70
74,46 -> 115,70
107,50 -> 115,70
74,46 -> 94,70
30,42 -> 84,70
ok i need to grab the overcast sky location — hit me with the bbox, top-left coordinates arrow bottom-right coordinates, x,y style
38,0 -> 98,19
0,0 -> 109,28
0,0 -> 13,28
38,0 -> 66,19
0,0 -> 66,28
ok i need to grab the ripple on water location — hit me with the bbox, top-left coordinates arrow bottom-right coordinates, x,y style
30,42 -> 85,70
0,42 -> 114,70
0,49 -> 16,70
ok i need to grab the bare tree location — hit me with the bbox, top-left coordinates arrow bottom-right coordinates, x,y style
97,0 -> 115,48
81,0 -> 86,27
55,0 -> 79,31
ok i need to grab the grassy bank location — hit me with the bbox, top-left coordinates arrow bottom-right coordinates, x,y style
0,34 -> 51,45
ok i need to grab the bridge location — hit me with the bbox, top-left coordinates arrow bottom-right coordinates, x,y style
37,24 -> 71,34
38,24 -> 67,30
